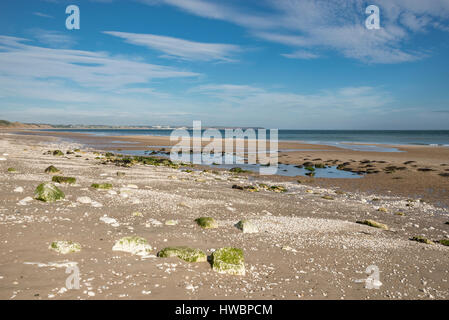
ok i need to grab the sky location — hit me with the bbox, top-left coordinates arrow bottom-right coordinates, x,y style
0,0 -> 449,129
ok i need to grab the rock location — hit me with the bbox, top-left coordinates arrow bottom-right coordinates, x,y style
229,167 -> 250,174
100,216 -> 119,227
269,185 -> 287,193
52,176 -> 76,184
14,187 -> 24,193
34,183 -> 65,202
7,168 -> 16,172
236,220 -> 258,233
165,220 -> 178,226
321,195 -> 334,200
211,247 -> 245,276
439,239 -> 449,246
49,240 -> 81,254
18,196 -> 33,206
91,183 -> 113,190
133,212 -> 144,217
112,236 -> 152,256
52,150 -> 64,156
410,236 -> 434,245
44,165 -> 61,174
356,219 -> 389,230
158,246 -> 207,262
116,171 -> 126,177
0,157 -> 6,161
77,196 -> 92,204
377,207 -> 388,213
395,212 -> 405,216
195,217 -> 218,229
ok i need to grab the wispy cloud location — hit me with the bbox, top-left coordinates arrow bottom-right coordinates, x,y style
142,0 -> 449,63
33,12 -> 54,19
103,31 -> 241,62
29,29 -> 76,48
0,35 -> 199,91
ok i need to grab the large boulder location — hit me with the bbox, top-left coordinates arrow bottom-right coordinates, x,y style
211,247 -> 245,276
195,217 -> 218,229
236,220 -> 258,233
34,183 -> 65,202
112,236 -> 152,256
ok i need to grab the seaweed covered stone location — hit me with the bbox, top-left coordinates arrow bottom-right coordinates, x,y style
91,183 -> 113,190
45,165 -> 61,174
195,217 -> 218,229
211,247 -> 245,276
52,176 -> 76,184
410,236 -> 434,245
49,240 -> 81,254
53,150 -> 64,156
439,239 -> 449,246
158,246 -> 207,262
236,220 -> 258,233
35,182 -> 65,202
112,236 -> 152,256
7,167 -> 17,172
356,219 -> 389,230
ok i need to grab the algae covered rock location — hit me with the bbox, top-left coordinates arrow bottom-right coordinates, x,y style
53,150 -> 64,156
112,236 -> 152,256
49,240 -> 81,254
439,239 -> 449,246
377,207 -> 388,213
7,167 -> 17,173
52,176 -> 76,184
91,183 -> 113,190
165,220 -> 178,226
321,195 -> 335,200
269,185 -> 287,193
35,183 -> 65,202
45,165 -> 61,174
356,219 -> 389,230
211,247 -> 245,276
158,246 -> 207,262
236,220 -> 258,233
195,217 -> 218,229
410,236 -> 434,245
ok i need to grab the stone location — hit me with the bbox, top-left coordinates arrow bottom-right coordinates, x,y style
322,195 -> 335,200
44,165 -> 61,174
236,220 -> 258,233
158,246 -> 207,262
410,236 -> 434,245
14,187 -> 24,193
53,150 -> 64,156
356,219 -> 389,230
211,247 -> 245,276
52,176 -> 76,184
91,183 -> 113,190
77,196 -> 92,204
165,220 -> 178,226
49,240 -> 81,254
34,183 -> 65,202
439,239 -> 449,246
195,217 -> 218,229
112,236 -> 152,256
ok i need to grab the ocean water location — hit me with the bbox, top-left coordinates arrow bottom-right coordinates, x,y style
38,129 -> 449,147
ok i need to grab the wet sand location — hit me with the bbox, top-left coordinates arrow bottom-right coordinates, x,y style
0,131 -> 449,300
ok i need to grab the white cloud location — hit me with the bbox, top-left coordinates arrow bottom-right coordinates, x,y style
29,29 -> 76,48
142,0 -> 449,63
281,50 -> 319,59
33,12 -> 54,19
0,35 -> 199,92
103,31 -> 241,62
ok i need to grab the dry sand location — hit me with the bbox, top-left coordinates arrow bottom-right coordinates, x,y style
0,131 -> 448,300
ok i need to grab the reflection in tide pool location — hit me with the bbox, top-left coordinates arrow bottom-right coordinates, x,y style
113,150 -> 362,179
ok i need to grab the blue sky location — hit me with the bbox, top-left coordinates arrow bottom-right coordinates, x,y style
0,0 -> 449,129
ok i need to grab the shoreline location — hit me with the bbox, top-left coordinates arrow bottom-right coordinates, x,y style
5,129 -> 449,209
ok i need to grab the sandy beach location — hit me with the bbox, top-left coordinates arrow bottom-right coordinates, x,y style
0,131 -> 448,300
